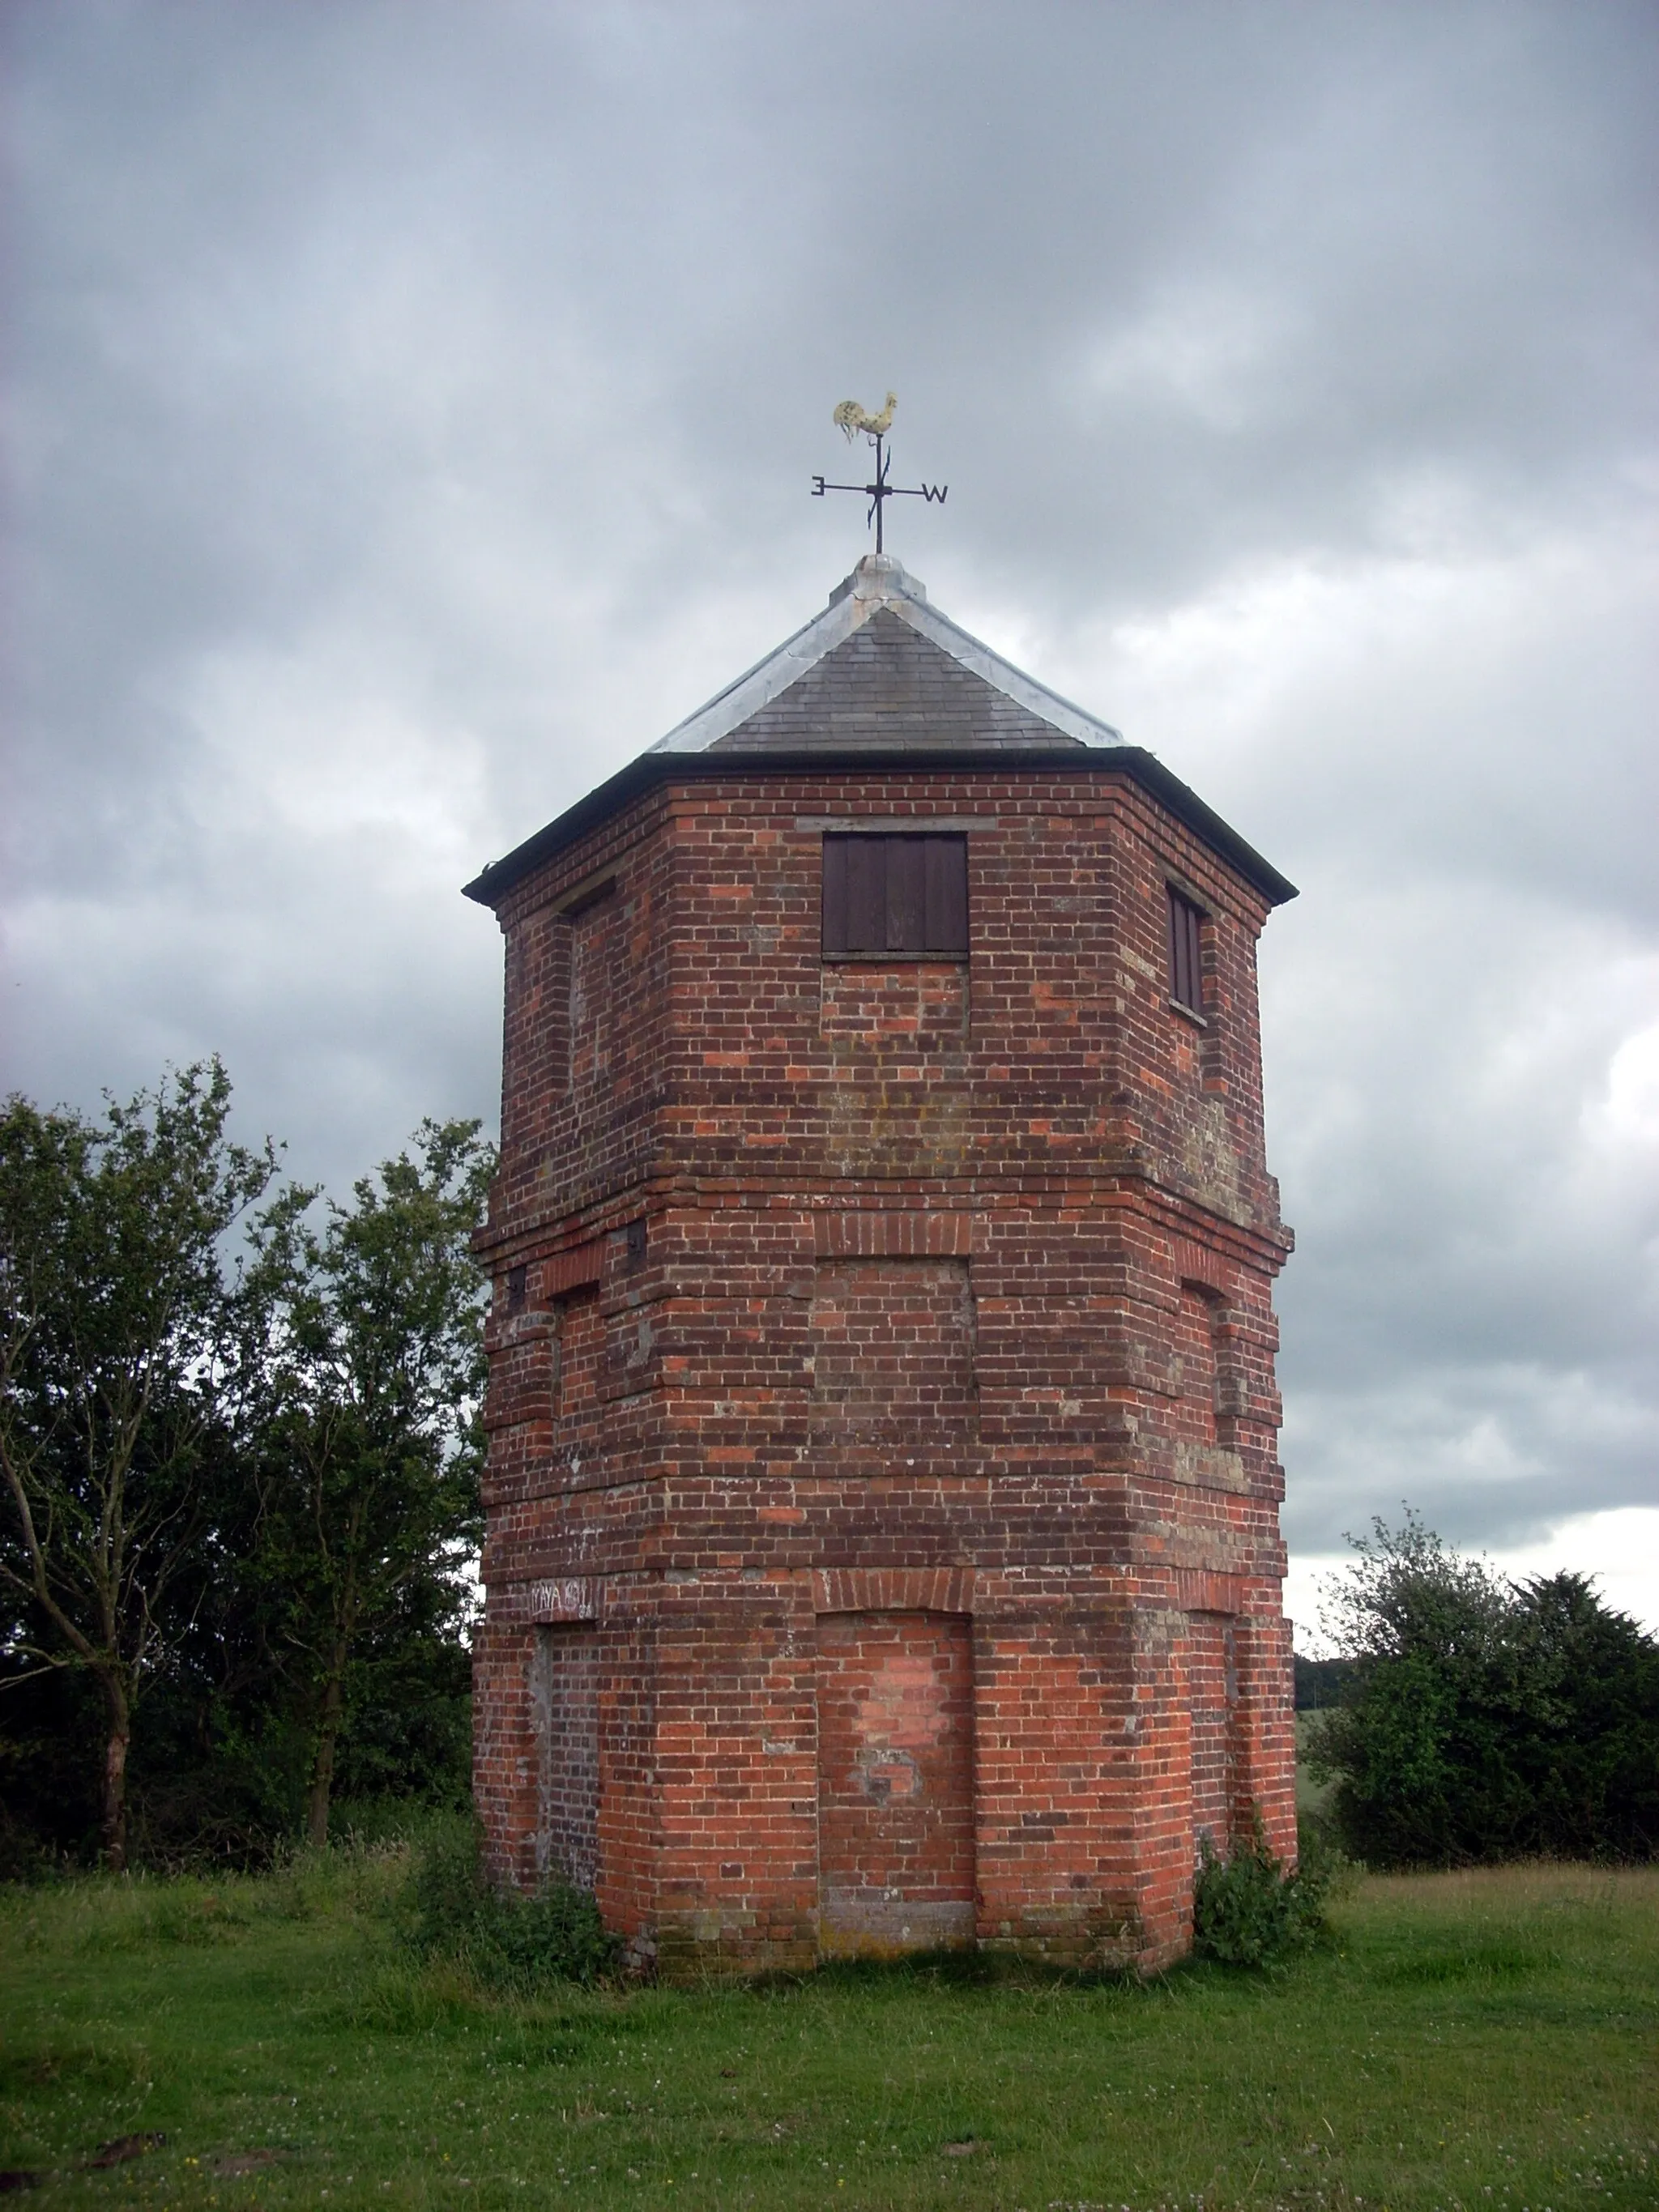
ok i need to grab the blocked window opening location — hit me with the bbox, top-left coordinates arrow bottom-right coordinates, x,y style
532,1625 -> 600,1890
568,883 -> 618,1094
808,1259 -> 976,1447
553,1286 -> 603,1434
1175,1283 -> 1221,1446
822,835 -> 969,958
817,1611 -> 975,1956
1188,1613 -> 1240,1860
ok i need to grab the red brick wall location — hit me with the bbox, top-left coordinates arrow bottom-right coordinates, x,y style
809,1259 -> 976,1451
474,761 -> 1296,1973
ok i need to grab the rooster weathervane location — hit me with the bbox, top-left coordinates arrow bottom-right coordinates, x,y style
812,392 -> 947,556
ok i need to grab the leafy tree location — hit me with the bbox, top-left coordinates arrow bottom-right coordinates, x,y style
0,1063 -> 278,1869
245,1119 -> 493,1846
1316,1508 -> 1511,1667
1504,1569 -> 1659,1859
0,1654 -> 103,1876
1310,1511 -> 1659,1865
107,1421 -> 308,1869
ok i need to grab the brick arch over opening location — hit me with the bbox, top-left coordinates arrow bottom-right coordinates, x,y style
811,1566 -> 975,1616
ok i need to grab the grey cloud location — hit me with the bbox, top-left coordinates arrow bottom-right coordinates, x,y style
3,0 -> 1655,1613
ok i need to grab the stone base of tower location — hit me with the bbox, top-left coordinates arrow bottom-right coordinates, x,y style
473,1565 -> 1294,1980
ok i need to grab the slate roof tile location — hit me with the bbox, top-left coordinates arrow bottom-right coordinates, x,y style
711,609 -> 1084,753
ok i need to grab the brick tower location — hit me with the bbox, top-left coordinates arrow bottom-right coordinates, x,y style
465,552 -> 1297,1975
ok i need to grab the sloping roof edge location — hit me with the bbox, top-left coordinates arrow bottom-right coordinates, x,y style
462,744 -> 1298,911
646,552 -> 1124,754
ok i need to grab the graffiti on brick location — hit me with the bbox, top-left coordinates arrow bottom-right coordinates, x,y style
526,1577 -> 595,1622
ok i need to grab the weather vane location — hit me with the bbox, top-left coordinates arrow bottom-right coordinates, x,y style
812,393 -> 947,556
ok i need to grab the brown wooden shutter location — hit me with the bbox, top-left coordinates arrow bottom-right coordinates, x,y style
1167,886 -> 1205,1012
886,837 -> 925,952
847,837 -> 886,955
924,836 -> 969,953
823,835 -> 970,957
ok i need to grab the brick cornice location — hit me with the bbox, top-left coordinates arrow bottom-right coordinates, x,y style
464,750 -> 1296,914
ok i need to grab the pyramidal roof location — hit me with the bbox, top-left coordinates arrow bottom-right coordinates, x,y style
648,552 -> 1121,755
463,556 -> 1295,908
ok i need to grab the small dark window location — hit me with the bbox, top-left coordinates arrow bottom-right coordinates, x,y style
506,1264 -> 527,1314
822,834 -> 969,958
625,1217 -> 648,1270
1167,887 -> 1205,1015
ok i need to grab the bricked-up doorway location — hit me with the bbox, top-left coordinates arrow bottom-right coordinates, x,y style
532,1625 -> 600,1890
816,1611 -> 975,1955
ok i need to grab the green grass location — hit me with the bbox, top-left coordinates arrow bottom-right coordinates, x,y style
2,1848 -> 1654,2211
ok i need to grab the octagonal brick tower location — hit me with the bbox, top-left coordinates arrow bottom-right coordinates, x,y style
464,552 -> 1298,1975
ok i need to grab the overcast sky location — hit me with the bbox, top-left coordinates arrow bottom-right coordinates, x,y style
4,0 -> 1656,1639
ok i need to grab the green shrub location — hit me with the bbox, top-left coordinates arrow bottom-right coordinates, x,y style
1192,1816 -> 1330,1967
403,1823 -> 621,1990
1309,1515 -> 1659,1868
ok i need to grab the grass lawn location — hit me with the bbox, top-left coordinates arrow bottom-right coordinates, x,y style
1,1850 -> 1654,2212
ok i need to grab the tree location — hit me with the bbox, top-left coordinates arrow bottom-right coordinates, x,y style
1505,1569 -> 1659,1860
1310,1511 -> 1659,1866
0,1063 -> 278,1869
246,1119 -> 493,1846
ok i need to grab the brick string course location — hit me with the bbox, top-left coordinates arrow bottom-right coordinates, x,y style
471,766 -> 1296,1975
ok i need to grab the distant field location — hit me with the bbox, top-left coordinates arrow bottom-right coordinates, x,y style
1294,1710 -> 1337,1818
2,1850 -> 1654,2211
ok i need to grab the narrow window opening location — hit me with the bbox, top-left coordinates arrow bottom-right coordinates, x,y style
1177,1281 -> 1221,1447
1166,886 -> 1206,1016
569,887 -> 617,1094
